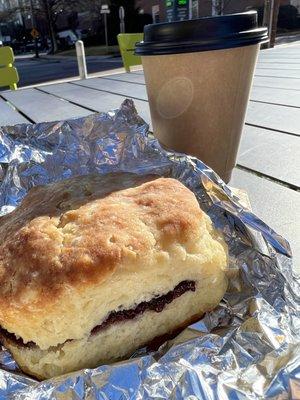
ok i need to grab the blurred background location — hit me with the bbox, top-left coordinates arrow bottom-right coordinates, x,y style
1,0 -> 299,54
1,0 -> 299,86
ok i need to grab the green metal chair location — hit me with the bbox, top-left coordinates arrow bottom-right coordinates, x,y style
0,46 -> 19,90
117,33 -> 143,73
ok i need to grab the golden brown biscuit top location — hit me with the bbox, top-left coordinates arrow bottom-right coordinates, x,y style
0,173 -> 203,303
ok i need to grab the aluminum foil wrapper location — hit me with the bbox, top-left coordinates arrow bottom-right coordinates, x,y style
0,100 -> 299,400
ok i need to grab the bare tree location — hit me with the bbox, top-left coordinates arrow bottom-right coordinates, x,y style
84,0 -> 104,14
0,2 -> 31,23
37,0 -> 60,53
36,0 -> 82,53
2,0 -> 83,53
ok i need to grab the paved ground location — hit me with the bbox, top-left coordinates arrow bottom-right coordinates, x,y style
14,55 -> 123,88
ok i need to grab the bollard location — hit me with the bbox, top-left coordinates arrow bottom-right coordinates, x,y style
75,40 -> 87,79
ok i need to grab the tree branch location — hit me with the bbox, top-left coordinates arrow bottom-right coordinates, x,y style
222,0 -> 232,12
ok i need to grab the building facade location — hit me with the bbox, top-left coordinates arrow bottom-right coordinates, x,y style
0,0 -> 23,22
135,0 -> 166,22
0,0 -> 24,43
136,0 -> 300,23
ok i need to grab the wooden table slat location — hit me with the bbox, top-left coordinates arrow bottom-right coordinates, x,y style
1,88 -> 92,123
253,76 -> 300,90
230,168 -> 300,273
255,68 -> 300,78
257,58 -> 300,64
238,125 -> 300,188
0,98 -> 30,126
256,63 -> 300,70
250,85 -> 300,107
246,101 -> 300,135
74,78 -> 148,101
101,73 -> 146,85
40,83 -> 152,126
260,47 -> 300,54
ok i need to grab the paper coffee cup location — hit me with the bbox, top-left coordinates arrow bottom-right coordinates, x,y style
136,12 -> 268,183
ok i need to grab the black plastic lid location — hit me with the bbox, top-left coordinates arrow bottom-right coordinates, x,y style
135,11 -> 268,56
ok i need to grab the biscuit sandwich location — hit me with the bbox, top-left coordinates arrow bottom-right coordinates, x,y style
0,173 -> 227,379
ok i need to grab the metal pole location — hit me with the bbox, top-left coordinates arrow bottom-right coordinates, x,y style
188,0 -> 192,19
75,40 -> 87,79
266,0 -> 274,48
119,6 -> 125,33
104,13 -> 108,53
120,20 -> 125,33
29,0 -> 39,58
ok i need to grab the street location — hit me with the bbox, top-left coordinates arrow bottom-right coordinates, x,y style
14,55 -> 123,88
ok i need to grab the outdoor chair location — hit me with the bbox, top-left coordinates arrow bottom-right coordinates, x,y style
0,46 -> 19,90
117,33 -> 143,73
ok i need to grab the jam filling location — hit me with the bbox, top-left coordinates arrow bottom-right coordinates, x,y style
91,280 -> 196,335
0,280 -> 196,349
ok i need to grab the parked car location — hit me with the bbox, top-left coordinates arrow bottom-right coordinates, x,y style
57,30 -> 78,49
76,29 -> 90,40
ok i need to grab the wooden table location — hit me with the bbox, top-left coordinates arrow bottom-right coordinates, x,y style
1,43 -> 299,272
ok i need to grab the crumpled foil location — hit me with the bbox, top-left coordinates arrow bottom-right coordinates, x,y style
0,99 -> 299,400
